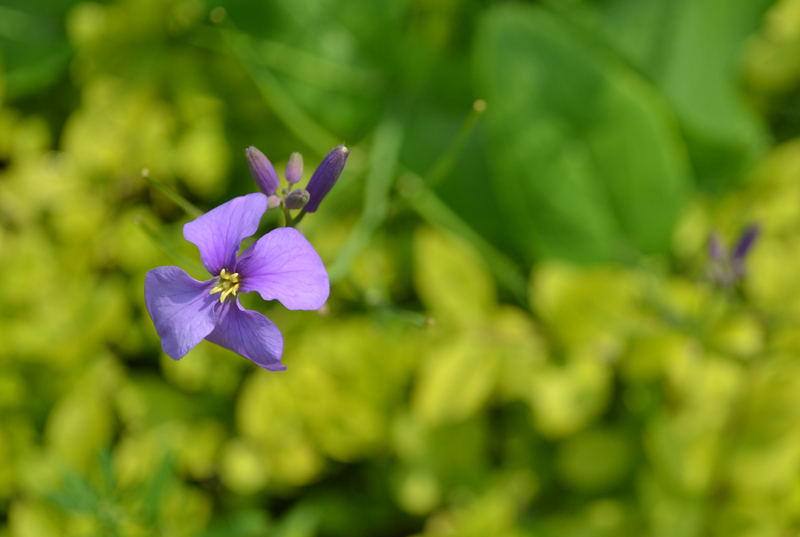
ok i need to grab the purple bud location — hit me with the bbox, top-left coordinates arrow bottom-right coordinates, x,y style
246,146 -> 280,196
286,152 -> 303,184
285,189 -> 309,210
733,224 -> 760,260
709,232 -> 725,261
304,145 -> 349,213
267,195 -> 282,209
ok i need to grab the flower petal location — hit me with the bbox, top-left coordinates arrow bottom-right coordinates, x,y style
205,300 -> 285,371
183,193 -> 268,275
236,227 -> 330,310
144,266 -> 217,360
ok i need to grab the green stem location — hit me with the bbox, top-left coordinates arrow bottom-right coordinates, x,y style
395,101 -> 527,306
134,217 -> 206,276
400,174 -> 528,307
219,26 -> 339,155
373,303 -> 430,327
424,100 -> 486,189
282,205 -> 294,227
328,115 -> 404,281
291,210 -> 306,227
142,172 -> 203,218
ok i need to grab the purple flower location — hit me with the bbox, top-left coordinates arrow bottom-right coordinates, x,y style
144,193 -> 329,370
707,224 -> 760,286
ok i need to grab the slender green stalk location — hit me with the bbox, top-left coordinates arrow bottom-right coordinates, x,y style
142,171 -> 203,218
397,99 -> 527,306
291,210 -> 307,227
134,217 -> 206,276
219,26 -> 339,156
400,174 -> 528,306
256,39 -> 384,95
328,116 -> 404,282
425,99 -> 487,189
282,205 -> 294,227
373,304 -> 430,327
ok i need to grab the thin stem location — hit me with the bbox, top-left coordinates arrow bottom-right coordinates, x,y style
142,171 -> 203,218
424,99 -> 487,189
328,115 -> 404,282
291,210 -> 307,227
219,25 -> 339,156
399,172 -> 528,307
133,217 -> 206,276
282,205 -> 294,227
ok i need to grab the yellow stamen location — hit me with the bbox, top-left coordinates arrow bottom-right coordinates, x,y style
209,268 -> 241,303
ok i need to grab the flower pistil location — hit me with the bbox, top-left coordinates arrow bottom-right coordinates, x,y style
210,268 -> 240,303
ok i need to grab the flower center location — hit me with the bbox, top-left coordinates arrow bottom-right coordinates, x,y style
210,268 -> 240,303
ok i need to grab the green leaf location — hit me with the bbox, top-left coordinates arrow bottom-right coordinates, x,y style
142,453 -> 173,524
221,27 -> 341,156
201,509 -> 271,537
474,5 -> 691,264
574,0 -> 772,188
47,472 -> 99,514
405,181 -> 528,306
412,338 -> 501,427
556,426 -> 636,492
273,503 -> 320,537
530,357 -> 612,438
98,447 -> 115,495
413,226 -> 495,325
0,5 -> 73,100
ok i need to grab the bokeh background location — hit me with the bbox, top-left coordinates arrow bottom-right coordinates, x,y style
2,0 -> 800,535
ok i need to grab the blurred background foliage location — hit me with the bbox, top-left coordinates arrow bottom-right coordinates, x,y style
2,0 -> 800,535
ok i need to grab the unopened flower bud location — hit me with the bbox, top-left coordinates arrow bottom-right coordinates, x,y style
286,152 -> 303,184
708,232 -> 725,261
733,224 -> 760,260
246,146 -> 280,196
284,189 -> 309,210
304,145 -> 349,213
267,195 -> 282,209
732,224 -> 760,277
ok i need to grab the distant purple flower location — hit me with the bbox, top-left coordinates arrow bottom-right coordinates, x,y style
144,193 -> 329,370
707,224 -> 760,286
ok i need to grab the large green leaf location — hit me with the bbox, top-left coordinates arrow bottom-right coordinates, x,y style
413,226 -> 495,325
474,5 -> 690,264
553,0 -> 772,188
0,2 -> 76,100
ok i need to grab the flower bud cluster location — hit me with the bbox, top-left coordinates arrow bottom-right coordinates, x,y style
246,144 -> 349,222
